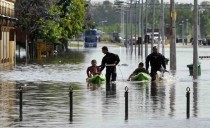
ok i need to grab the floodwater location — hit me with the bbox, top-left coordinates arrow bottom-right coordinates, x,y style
1,44 -> 210,128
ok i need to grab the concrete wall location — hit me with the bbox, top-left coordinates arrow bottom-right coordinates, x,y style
0,0 -> 16,69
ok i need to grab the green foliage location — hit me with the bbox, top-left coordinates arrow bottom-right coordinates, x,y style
14,0 -> 210,44
175,4 -> 192,37
39,0 -> 86,44
91,1 -> 120,26
15,0 -> 52,40
15,0 -> 86,44
102,23 -> 121,33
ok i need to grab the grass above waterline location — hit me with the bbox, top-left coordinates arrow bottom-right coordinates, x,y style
69,41 -> 83,47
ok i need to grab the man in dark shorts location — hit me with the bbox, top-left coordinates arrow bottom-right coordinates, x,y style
99,46 -> 120,86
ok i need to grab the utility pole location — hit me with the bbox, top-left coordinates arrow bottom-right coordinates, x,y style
121,5 -> 125,40
125,5 -> 128,48
130,0 -> 133,54
172,0 -> 176,71
182,20 -> 184,45
145,0 -> 148,59
138,0 -> 140,55
170,0 -> 176,71
158,19 -> 161,52
170,0 -> 172,70
151,0 -> 155,51
141,0 -> 144,57
186,18 -> 188,44
101,20 -> 107,40
193,0 -> 198,79
161,0 -> 165,56
134,1 -> 137,54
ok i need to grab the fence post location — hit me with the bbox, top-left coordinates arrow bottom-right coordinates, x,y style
186,87 -> 190,118
125,86 -> 128,120
69,86 -> 73,121
19,86 -> 23,121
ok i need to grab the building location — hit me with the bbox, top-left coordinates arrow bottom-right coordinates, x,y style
0,0 -> 16,69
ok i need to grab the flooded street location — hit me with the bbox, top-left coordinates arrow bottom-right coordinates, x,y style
1,44 -> 210,127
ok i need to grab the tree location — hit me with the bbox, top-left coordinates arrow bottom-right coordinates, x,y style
39,0 -> 86,45
15,0 -> 53,40
15,0 -> 53,59
15,0 -> 87,53
84,1 -> 96,29
91,1 -> 120,26
200,1 -> 210,37
175,4 -> 192,37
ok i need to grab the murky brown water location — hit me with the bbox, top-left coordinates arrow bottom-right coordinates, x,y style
1,44 -> 210,127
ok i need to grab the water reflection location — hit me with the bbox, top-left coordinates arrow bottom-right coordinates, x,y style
169,83 -> 176,117
0,81 -> 17,127
16,48 -> 85,65
159,82 -> 166,115
151,82 -> 158,112
87,83 -> 101,91
193,82 -> 198,117
150,81 -> 167,117
106,83 -> 117,97
102,83 -> 118,122
41,50 -> 85,64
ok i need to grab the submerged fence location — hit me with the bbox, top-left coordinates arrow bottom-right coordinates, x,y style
16,85 -> 193,121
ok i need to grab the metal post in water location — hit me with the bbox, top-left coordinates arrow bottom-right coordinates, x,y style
19,86 -> 23,121
69,86 -> 73,121
125,86 -> 129,120
186,87 -> 190,118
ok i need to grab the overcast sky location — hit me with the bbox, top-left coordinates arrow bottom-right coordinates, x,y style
91,0 -> 206,4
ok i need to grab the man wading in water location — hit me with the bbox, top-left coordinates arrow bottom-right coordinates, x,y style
99,46 -> 120,89
146,46 -> 166,81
